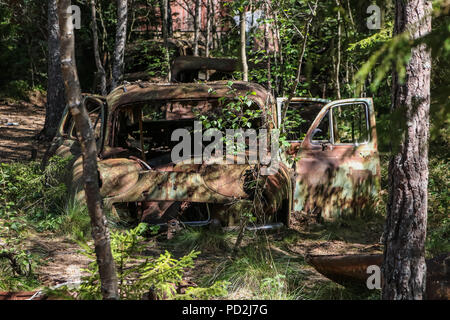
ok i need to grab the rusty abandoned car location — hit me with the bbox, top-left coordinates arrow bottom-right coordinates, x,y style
44,80 -> 380,230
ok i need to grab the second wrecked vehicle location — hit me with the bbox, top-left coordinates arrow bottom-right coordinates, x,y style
46,81 -> 380,228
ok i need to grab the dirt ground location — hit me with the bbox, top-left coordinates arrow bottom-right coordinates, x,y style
0,93 -> 91,288
0,92 -> 49,163
26,233 -> 91,287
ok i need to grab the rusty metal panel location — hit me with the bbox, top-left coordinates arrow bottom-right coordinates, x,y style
282,98 -> 381,220
102,163 -> 251,208
307,253 -> 450,300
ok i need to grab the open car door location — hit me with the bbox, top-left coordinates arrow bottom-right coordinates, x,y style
279,98 -> 381,220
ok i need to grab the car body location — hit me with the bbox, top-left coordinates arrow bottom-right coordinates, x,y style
47,81 -> 380,227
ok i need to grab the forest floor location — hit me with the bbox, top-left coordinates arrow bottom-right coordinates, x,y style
0,94 -> 385,299
0,92 -> 49,163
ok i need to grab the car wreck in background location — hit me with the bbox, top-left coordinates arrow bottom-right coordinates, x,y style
45,77 -> 381,229
123,38 -> 197,83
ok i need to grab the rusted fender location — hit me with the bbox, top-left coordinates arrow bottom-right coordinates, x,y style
71,157 -> 142,201
307,254 -> 383,285
307,253 -> 450,300
103,163 -> 252,208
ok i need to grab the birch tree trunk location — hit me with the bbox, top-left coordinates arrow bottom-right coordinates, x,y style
263,2 -> 271,91
211,0 -> 217,50
42,0 -> 65,140
335,0 -> 341,99
167,0 -> 173,37
59,0 -> 119,300
90,0 -> 107,95
160,0 -> 171,80
382,0 -> 432,300
193,0 -> 201,56
206,0 -> 212,58
112,0 -> 128,90
240,7 -> 248,81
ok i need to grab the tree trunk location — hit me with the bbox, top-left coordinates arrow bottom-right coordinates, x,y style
160,0 -> 171,80
42,0 -> 65,140
240,7 -> 248,81
112,0 -> 128,90
335,0 -> 341,99
160,0 -> 168,41
263,2 -> 271,90
58,0 -> 119,300
167,0 -> 173,37
206,0 -> 212,58
382,0 -> 432,300
272,9 -> 283,95
193,0 -> 201,56
90,0 -> 107,95
211,0 -> 217,50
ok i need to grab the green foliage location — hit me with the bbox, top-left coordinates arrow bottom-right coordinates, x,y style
0,156 -> 71,232
354,1 -> 450,129
197,82 -> 264,157
0,249 -> 40,291
0,80 -> 30,101
124,39 -> 175,79
0,194 -> 39,291
75,224 -> 228,300
0,1 -> 47,92
0,156 -> 72,290
427,216 -> 450,256
426,143 -> 450,256
58,200 -> 92,242
199,82 -> 263,131
348,26 -> 393,52
306,281 -> 381,300
167,227 -> 231,252
206,241 -> 305,300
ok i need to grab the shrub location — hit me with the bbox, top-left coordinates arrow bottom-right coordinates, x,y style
75,224 -> 228,300
0,156 -> 71,231
1,80 -> 30,101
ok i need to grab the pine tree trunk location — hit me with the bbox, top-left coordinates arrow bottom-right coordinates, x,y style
42,0 -> 66,140
382,0 -> 432,300
59,0 -> 119,300
90,0 -> 107,95
112,0 -> 128,90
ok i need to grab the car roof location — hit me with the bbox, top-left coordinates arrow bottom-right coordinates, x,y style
106,81 -> 275,114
